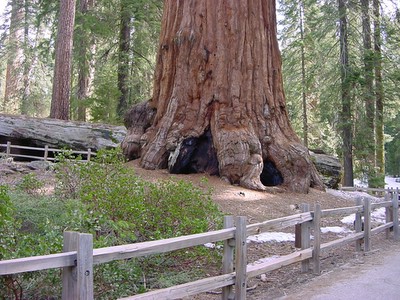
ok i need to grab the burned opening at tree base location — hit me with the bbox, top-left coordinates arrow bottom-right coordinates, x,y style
168,129 -> 219,176
260,160 -> 284,186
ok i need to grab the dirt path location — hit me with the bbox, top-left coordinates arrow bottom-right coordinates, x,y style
280,239 -> 400,300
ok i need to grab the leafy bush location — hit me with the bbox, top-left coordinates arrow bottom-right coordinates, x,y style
0,185 -> 18,260
0,185 -> 13,228
1,148 -> 223,298
56,148 -> 222,243
16,173 -> 45,195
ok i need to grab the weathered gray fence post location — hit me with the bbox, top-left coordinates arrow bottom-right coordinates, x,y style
363,199 -> 371,252
6,141 -> 11,157
312,203 -> 321,275
385,192 -> 392,239
44,145 -> 49,161
235,216 -> 247,300
298,203 -> 311,273
87,149 -> 92,162
62,231 -> 94,300
222,216 -> 235,300
393,189 -> 399,241
355,198 -> 363,251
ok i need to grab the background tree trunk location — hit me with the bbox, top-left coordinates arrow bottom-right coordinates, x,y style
123,0 -> 324,193
75,0 -> 96,121
21,0 -> 31,115
373,0 -> 384,180
339,0 -> 354,187
299,0 -> 308,148
361,0 -> 376,185
116,0 -> 131,119
50,0 -> 76,120
3,0 -> 24,114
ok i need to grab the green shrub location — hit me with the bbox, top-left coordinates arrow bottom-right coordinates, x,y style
368,173 -> 385,189
1,148 -> 222,298
16,173 -> 45,195
0,185 -> 13,228
56,148 -> 222,243
0,185 -> 18,260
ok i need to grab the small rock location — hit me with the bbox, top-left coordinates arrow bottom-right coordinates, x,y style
260,274 -> 268,282
27,160 -> 52,171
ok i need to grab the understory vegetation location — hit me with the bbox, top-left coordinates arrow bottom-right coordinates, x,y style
0,149 -> 223,299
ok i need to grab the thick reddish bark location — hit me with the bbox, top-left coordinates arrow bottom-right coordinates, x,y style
50,0 -> 76,120
122,0 -> 324,193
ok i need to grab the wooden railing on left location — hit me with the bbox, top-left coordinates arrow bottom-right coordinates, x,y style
0,141 -> 95,162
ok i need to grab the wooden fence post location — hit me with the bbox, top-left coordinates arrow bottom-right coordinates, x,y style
6,141 -> 11,157
355,198 -> 363,251
44,145 -> 49,161
312,203 -> 321,275
222,216 -> 235,300
235,216 -> 247,300
78,233 -> 94,300
393,189 -> 399,241
63,231 -> 78,300
62,231 -> 94,300
363,199 -> 371,252
385,192 -> 392,239
87,149 -> 91,162
299,204 -> 311,273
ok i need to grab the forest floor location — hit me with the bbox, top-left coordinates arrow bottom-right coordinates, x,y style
125,160 -> 400,299
1,159 -> 399,299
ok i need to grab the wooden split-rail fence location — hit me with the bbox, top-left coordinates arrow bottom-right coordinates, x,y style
0,141 -> 95,162
0,188 -> 399,299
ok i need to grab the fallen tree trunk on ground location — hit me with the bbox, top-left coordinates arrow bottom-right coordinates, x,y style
0,114 -> 126,152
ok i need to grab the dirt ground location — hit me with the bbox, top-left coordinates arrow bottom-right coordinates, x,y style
126,160 -> 400,299
1,159 -> 399,299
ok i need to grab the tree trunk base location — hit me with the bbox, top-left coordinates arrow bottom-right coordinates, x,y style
122,101 -> 325,193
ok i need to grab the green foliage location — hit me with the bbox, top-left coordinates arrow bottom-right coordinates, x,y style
55,148 -> 221,243
0,185 -> 18,260
0,149 -> 223,298
16,173 -> 45,195
0,185 -> 12,227
385,112 -> 400,176
279,0 -> 342,154
279,0 -> 400,184
367,172 -> 385,189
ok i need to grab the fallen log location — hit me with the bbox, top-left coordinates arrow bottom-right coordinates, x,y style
0,114 -> 126,152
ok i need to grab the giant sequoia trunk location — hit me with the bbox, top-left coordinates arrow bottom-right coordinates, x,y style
122,0 -> 324,193
50,0 -> 76,120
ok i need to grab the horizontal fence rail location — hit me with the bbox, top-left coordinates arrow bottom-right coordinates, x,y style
0,188 -> 399,300
0,141 -> 95,162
